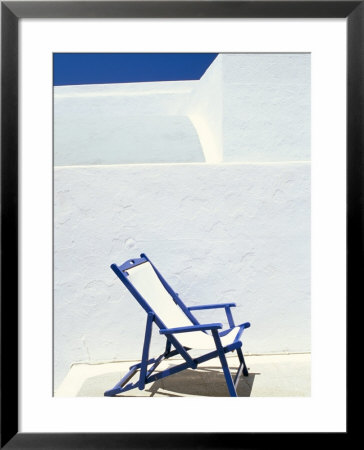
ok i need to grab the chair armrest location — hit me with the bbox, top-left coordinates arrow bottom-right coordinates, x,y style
188,303 -> 236,311
159,323 -> 223,335
188,303 -> 237,328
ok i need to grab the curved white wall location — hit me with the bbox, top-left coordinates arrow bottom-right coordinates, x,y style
187,55 -> 223,162
54,53 -> 311,390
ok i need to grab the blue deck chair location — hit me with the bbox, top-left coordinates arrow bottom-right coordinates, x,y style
104,254 -> 251,397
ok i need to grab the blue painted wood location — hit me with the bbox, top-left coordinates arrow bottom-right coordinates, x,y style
104,367 -> 138,396
129,358 -> 158,371
236,347 -> 249,377
146,360 -> 190,383
225,306 -> 235,328
117,256 -> 148,272
159,323 -> 223,334
212,329 -> 237,397
145,354 -> 166,379
111,263 -> 154,316
106,253 -> 251,397
165,340 -> 172,354
138,312 -> 154,390
144,343 -> 181,379
188,303 -> 237,327
234,360 -> 245,388
188,303 -> 236,310
233,322 -> 251,344
218,328 -> 234,337
105,341 -> 244,396
115,381 -> 140,394
192,341 -> 241,366
112,262 -> 196,367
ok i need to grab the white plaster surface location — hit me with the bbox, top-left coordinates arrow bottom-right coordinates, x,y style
54,162 -> 310,389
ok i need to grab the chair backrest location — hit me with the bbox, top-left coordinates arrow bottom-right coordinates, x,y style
111,255 -> 197,331
124,261 -> 194,329
112,255 -> 223,350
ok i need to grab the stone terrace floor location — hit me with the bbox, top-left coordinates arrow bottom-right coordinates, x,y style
55,353 -> 310,397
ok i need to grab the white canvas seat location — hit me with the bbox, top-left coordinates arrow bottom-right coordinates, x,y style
126,261 -> 242,349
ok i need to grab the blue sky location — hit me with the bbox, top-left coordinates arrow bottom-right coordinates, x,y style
53,53 -> 218,86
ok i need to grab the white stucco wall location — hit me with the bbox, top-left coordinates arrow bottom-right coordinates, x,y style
54,53 -> 311,389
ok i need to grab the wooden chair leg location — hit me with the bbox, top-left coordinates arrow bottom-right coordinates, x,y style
139,312 -> 154,390
212,330 -> 237,397
236,347 -> 249,376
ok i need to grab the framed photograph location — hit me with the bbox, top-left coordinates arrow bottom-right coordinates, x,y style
52,50 -> 311,403
1,1 -> 357,448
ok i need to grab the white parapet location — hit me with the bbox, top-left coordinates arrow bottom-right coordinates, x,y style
54,54 -> 310,166
54,80 -> 205,165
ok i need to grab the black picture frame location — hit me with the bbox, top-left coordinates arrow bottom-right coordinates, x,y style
1,1 -> 356,448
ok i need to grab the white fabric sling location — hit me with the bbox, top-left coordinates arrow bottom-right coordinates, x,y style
125,261 -> 241,349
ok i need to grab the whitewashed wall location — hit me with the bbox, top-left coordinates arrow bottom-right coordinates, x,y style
54,54 -> 310,389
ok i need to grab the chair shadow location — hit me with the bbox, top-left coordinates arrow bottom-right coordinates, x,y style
146,366 -> 258,397
76,366 -> 259,397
